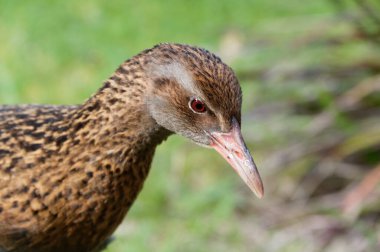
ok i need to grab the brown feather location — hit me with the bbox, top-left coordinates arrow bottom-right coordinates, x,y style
0,43 -> 242,252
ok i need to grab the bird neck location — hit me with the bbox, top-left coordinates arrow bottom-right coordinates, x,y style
37,65 -> 173,248
74,58 -> 172,153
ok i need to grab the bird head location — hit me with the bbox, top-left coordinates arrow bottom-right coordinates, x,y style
143,43 -> 264,198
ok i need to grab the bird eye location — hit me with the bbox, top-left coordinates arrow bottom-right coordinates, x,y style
189,98 -> 207,113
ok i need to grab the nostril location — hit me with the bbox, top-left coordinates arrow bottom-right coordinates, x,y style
234,150 -> 243,159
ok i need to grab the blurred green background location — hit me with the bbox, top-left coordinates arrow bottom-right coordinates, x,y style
1,0 -> 380,251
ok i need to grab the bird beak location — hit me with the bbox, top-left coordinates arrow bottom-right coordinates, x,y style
209,118 -> 264,198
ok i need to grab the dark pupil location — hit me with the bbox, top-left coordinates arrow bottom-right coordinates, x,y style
195,103 -> 203,110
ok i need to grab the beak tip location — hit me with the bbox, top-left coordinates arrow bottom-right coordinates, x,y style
249,174 -> 264,199
252,183 -> 264,199
256,189 -> 264,199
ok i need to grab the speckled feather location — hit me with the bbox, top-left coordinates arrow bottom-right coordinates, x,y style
0,44 -> 242,252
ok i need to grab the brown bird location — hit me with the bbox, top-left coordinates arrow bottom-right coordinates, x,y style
0,43 -> 263,252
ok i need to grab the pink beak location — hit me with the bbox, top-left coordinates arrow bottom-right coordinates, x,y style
209,118 -> 264,198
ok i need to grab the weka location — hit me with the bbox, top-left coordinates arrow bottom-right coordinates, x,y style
0,43 -> 264,252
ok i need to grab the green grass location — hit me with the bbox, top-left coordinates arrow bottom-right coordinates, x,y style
0,0 -> 332,103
